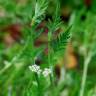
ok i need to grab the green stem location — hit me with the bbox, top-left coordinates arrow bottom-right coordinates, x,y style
35,74 -> 41,96
0,32 -> 33,75
48,32 -> 56,96
79,55 -> 92,96
0,41 -> 28,75
48,32 -> 53,82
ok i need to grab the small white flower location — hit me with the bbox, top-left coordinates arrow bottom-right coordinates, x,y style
29,64 -> 42,74
42,68 -> 52,77
29,64 -> 52,77
37,69 -> 42,75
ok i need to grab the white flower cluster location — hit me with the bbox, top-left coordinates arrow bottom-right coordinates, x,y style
29,64 -> 42,75
29,64 -> 52,77
42,68 -> 52,77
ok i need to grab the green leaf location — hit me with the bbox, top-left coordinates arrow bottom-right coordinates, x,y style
51,26 -> 71,54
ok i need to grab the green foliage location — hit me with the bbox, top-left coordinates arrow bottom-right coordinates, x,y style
31,0 -> 49,25
51,26 -> 71,55
0,0 -> 96,96
48,1 -> 62,33
0,0 -> 70,96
